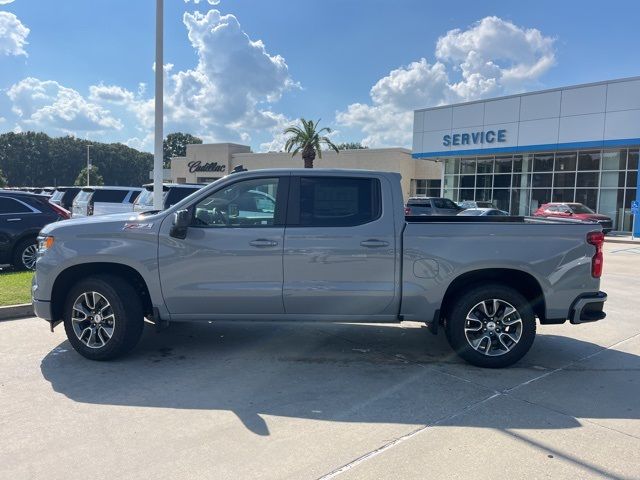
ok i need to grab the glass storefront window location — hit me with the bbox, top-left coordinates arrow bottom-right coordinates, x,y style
531,190 -> 551,213
476,175 -> 492,189
476,188 -> 492,201
552,189 -> 575,202
444,158 -> 460,174
555,152 -> 577,171
493,190 -> 509,212
554,172 -> 576,188
577,172 -> 599,188
460,159 -> 476,174
627,171 -> 638,188
533,153 -> 554,172
510,188 -> 529,216
578,151 -> 601,170
477,157 -> 494,173
460,175 -> 475,188
513,155 -> 523,173
532,173 -> 552,188
602,150 -> 627,170
600,171 -> 625,188
598,189 -> 625,230
629,150 -> 639,170
575,189 -> 598,210
493,174 -> 511,188
444,175 -> 459,189
459,189 -> 474,201
495,156 -> 512,173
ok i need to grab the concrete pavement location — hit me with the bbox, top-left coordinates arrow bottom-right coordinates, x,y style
1,243 -> 639,480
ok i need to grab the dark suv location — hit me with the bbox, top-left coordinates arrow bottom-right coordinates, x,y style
405,197 -> 463,216
0,191 -> 69,270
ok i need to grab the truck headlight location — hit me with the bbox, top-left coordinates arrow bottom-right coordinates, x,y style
37,235 -> 55,253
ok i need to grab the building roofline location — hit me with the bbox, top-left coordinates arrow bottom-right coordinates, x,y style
231,147 -> 412,156
415,75 -> 640,113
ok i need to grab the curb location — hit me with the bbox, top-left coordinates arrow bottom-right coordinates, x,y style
605,237 -> 640,245
0,303 -> 33,321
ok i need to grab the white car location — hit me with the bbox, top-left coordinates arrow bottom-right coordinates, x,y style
72,186 -> 143,217
457,208 -> 509,216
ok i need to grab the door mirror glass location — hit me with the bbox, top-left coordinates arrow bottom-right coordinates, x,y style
170,209 -> 191,239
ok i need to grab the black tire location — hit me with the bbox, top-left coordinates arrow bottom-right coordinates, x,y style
63,275 -> 144,361
445,284 -> 536,368
12,237 -> 38,271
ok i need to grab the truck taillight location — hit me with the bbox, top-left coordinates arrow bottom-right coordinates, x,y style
405,206 -> 411,215
587,231 -> 604,278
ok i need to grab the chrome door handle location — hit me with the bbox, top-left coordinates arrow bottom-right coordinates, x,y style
7,218 -> 22,222
249,239 -> 278,248
360,239 -> 389,248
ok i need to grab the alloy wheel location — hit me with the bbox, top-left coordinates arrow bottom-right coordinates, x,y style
464,298 -> 523,357
21,244 -> 38,270
71,292 -> 116,349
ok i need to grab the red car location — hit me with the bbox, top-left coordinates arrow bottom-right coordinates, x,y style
533,203 -> 612,233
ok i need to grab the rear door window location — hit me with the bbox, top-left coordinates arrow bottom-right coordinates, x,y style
0,197 -> 32,214
92,190 -> 128,203
293,177 -> 381,227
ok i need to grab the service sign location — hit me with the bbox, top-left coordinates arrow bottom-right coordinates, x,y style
443,129 -> 507,147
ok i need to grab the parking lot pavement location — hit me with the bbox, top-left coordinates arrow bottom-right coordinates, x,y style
1,243 -> 639,480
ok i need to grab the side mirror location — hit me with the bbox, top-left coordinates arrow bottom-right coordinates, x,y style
170,209 -> 191,239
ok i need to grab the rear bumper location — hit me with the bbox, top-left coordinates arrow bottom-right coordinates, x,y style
569,291 -> 607,325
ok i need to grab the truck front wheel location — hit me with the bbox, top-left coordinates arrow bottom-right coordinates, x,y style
445,284 -> 536,368
62,275 -> 144,361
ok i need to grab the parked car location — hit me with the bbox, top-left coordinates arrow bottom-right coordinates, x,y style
533,203 -> 613,233
458,200 -> 495,209
33,169 -> 607,368
134,183 -> 205,213
72,186 -> 142,217
0,190 -> 69,270
458,208 -> 509,216
50,187 -> 81,211
405,197 -> 463,216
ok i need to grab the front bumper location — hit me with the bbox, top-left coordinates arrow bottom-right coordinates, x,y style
33,298 -> 53,321
569,291 -> 607,325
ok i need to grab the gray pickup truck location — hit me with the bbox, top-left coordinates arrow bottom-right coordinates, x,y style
32,169 -> 607,368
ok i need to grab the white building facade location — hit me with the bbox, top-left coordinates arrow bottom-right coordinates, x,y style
412,77 -> 640,231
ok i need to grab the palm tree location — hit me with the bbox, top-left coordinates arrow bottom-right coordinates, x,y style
283,118 -> 339,168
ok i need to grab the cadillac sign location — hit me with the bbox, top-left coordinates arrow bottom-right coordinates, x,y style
187,161 -> 226,174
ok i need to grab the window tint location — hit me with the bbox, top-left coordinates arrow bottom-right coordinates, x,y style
0,197 -> 32,214
193,177 -> 278,227
128,190 -> 141,203
432,198 -> 458,209
297,177 -> 380,227
165,187 -> 201,207
92,190 -> 128,203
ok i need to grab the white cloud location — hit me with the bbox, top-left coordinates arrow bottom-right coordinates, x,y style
7,77 -> 123,134
184,0 -> 220,4
88,84 -> 136,105
0,11 -> 29,56
337,16 -> 556,147
0,0 -> 16,5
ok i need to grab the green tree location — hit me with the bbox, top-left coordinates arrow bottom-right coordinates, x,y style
0,168 -> 7,188
0,132 -> 153,187
163,132 -> 203,167
283,119 -> 339,168
74,165 -> 104,186
336,142 -> 368,150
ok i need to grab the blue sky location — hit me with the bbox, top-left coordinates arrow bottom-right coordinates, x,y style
1,0 -> 639,152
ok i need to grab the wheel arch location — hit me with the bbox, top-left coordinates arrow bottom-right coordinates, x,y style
51,263 -> 153,322
440,268 -> 546,324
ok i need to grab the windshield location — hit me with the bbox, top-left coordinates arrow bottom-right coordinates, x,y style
569,204 -> 595,214
50,190 -> 65,201
136,189 -> 155,207
74,190 -> 93,203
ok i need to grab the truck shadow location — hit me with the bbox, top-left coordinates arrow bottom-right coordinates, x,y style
40,321 -> 640,437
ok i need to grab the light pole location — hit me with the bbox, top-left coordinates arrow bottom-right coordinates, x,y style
153,0 -> 164,210
86,144 -> 93,186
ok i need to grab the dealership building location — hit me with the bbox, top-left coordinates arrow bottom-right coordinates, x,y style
412,77 -> 640,231
170,143 -> 442,201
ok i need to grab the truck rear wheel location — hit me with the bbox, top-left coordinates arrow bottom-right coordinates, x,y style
63,275 -> 144,361
445,284 -> 536,368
